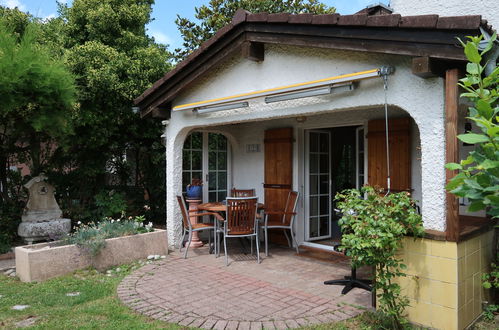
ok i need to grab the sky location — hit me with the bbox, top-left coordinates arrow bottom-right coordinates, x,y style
0,0 -> 390,49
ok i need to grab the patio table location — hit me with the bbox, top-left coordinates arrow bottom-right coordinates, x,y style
197,202 -> 265,213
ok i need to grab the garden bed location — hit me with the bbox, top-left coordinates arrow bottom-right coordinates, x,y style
15,229 -> 168,282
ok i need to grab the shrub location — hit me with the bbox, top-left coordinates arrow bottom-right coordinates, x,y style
335,186 -> 425,329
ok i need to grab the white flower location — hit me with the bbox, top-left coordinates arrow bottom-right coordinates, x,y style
111,219 -> 115,223
77,221 -> 81,225
143,205 -> 151,211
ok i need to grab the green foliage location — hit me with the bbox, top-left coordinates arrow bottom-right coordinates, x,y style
64,215 -> 153,256
336,186 -> 425,329
175,0 -> 335,60
483,303 -> 499,321
94,190 -> 127,219
445,34 -> 499,218
45,0 -> 171,225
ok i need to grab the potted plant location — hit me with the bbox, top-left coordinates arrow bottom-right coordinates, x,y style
186,178 -> 203,199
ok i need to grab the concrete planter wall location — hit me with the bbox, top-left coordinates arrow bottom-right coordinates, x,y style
15,229 -> 168,282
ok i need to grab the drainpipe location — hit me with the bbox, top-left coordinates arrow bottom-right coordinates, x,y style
161,120 -> 170,239
479,27 -> 499,76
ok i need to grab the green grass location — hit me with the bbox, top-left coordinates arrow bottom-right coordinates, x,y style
0,263 -> 182,329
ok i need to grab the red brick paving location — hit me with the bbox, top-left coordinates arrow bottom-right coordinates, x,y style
118,246 -> 372,329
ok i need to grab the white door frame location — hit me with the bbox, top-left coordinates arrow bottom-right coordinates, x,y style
300,123 -> 367,251
304,129 -> 332,241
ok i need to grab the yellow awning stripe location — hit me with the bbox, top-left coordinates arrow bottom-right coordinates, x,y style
173,68 -> 380,111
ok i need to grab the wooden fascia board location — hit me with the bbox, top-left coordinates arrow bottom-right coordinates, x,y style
246,31 -> 467,61
244,22 -> 472,46
139,26 -> 246,117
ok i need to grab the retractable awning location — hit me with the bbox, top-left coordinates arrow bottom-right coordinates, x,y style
173,67 -> 392,113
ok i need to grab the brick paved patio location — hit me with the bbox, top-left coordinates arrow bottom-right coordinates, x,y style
118,245 -> 372,329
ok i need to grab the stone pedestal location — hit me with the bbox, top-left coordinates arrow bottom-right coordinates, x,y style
186,199 -> 204,248
18,219 -> 71,244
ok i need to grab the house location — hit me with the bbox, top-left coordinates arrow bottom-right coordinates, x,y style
134,1 -> 497,329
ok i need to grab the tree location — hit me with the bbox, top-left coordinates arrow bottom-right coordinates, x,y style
0,20 -> 76,202
445,34 -> 499,218
175,0 -> 335,60
47,0 -> 172,222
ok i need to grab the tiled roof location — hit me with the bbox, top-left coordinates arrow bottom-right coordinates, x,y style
136,9 -> 494,116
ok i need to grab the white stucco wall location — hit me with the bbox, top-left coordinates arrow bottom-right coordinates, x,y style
391,0 -> 499,29
164,45 -> 446,248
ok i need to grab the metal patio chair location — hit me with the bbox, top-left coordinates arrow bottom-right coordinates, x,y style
263,191 -> 300,256
221,197 -> 260,266
177,195 -> 222,259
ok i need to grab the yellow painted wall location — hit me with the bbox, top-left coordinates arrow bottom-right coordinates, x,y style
394,230 -> 494,329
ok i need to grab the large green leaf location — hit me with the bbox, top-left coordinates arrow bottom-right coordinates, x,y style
464,42 -> 481,63
445,163 -> 462,170
468,200 -> 485,212
457,133 -> 490,144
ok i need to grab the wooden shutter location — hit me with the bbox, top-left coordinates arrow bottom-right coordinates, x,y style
367,118 -> 411,192
264,128 -> 293,244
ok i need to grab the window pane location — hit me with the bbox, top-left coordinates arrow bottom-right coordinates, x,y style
320,175 -> 329,195
310,133 -> 319,152
358,153 -> 364,175
192,151 -> 202,170
310,154 -> 318,174
358,129 -> 364,151
208,173 -> 216,190
310,175 -> 318,195
182,172 -> 190,191
320,134 -> 329,153
184,134 -> 192,149
320,196 -> 329,216
218,171 -> 227,190
208,133 -> 218,150
209,192 -> 217,203
320,154 -> 328,173
191,132 -> 202,149
182,150 -> 190,170
310,196 -> 318,216
192,171 -> 202,180
218,152 -> 227,171
319,216 -> 330,237
309,217 -> 319,238
209,151 -> 217,170
218,190 -> 227,202
218,135 -> 227,150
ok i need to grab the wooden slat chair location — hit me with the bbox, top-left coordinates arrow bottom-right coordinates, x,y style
222,197 -> 260,266
231,188 -> 256,197
231,188 -> 263,220
177,195 -> 222,259
263,191 -> 300,256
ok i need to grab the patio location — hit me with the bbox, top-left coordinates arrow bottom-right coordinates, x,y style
118,245 -> 372,329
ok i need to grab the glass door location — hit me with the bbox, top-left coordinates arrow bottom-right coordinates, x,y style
305,130 -> 331,241
207,133 -> 228,202
182,132 -> 229,202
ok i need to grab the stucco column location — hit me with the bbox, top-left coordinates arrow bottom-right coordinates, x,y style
165,126 -> 185,250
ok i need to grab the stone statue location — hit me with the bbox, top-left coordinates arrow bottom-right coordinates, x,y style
18,174 -> 71,244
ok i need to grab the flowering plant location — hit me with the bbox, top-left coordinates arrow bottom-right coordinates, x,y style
64,213 -> 154,256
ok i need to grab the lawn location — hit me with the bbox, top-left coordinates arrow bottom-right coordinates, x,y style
0,262 -> 180,329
